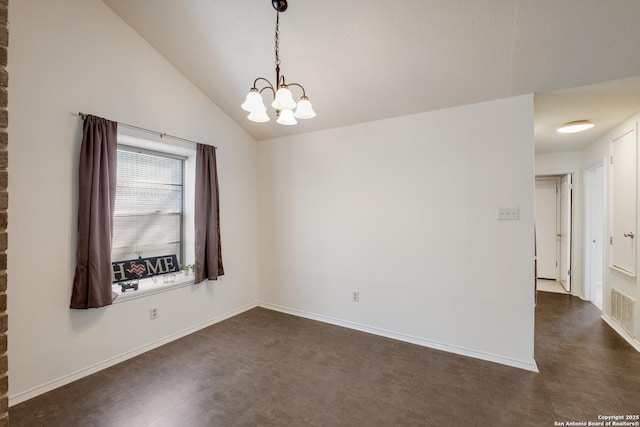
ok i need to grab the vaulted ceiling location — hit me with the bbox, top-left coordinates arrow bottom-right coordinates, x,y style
102,0 -> 640,151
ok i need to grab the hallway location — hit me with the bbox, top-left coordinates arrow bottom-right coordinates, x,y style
534,292 -> 639,419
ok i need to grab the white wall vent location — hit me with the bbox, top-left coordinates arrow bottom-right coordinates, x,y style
611,288 -> 635,336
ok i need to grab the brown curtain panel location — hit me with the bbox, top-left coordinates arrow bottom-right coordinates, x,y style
70,115 -> 118,309
195,143 -> 224,283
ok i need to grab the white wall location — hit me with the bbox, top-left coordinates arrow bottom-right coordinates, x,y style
581,112 -> 640,350
8,0 -> 258,403
536,151 -> 582,173
258,95 -> 537,370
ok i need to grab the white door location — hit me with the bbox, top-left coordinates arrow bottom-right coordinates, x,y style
587,163 -> 604,309
559,174 -> 572,292
611,129 -> 637,275
535,178 -> 559,280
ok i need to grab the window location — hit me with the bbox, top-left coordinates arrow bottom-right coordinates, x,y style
111,146 -> 185,265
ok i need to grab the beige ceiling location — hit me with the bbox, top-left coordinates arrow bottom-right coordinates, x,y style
102,0 -> 640,147
535,77 -> 640,153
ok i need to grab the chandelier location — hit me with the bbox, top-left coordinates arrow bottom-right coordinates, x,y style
241,0 -> 316,126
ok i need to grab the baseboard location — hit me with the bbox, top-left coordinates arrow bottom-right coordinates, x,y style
258,302 -> 539,373
601,313 -> 640,352
9,302 -> 257,406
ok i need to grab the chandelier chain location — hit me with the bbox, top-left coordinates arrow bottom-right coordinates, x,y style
274,13 -> 281,68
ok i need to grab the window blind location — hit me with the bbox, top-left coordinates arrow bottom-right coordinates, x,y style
112,148 -> 184,263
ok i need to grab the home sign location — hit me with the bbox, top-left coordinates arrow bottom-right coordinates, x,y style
111,255 -> 180,283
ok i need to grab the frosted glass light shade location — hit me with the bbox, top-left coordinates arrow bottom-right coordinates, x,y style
557,120 -> 594,134
248,108 -> 270,123
272,87 -> 297,110
241,90 -> 265,112
276,108 -> 297,126
294,98 -> 316,119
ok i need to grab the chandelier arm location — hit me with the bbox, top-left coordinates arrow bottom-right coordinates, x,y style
253,77 -> 275,89
286,82 -> 307,98
250,77 -> 277,99
252,77 -> 274,89
259,86 -> 276,98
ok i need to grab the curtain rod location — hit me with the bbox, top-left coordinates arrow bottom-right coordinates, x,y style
77,112 -> 217,149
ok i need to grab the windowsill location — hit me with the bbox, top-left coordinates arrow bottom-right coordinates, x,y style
112,272 -> 196,303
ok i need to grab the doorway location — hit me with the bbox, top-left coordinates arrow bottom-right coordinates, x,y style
535,174 -> 572,293
585,162 -> 604,310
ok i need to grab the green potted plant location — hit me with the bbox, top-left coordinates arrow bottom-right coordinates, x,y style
180,264 -> 195,276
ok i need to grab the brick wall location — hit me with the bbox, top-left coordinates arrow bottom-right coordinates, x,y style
0,0 -> 7,425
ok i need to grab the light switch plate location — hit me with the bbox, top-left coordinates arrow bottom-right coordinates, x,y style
497,207 -> 519,220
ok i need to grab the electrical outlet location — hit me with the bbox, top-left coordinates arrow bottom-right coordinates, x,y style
352,291 -> 359,302
150,307 -> 159,320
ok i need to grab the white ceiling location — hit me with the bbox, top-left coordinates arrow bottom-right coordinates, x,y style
102,0 -> 640,148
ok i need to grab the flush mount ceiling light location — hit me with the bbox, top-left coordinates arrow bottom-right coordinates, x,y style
557,120 -> 594,134
241,0 -> 316,126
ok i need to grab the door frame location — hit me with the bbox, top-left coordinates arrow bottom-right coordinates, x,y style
535,168 -> 578,296
584,159 -> 605,307
559,174 -> 572,292
535,176 -> 561,280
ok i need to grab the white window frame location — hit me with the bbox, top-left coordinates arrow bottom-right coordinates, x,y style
113,145 -> 186,263
111,128 -> 197,302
